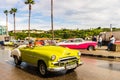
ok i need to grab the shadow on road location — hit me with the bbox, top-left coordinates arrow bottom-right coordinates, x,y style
13,62 -> 78,79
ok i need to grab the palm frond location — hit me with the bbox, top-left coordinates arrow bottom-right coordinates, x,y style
4,10 -> 8,14
25,0 -> 35,5
10,8 -> 17,14
9,10 -> 13,14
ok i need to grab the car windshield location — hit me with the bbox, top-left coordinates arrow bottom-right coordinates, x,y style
65,38 -> 84,43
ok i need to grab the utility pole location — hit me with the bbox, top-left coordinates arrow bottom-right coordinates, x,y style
110,24 -> 112,36
110,24 -> 112,32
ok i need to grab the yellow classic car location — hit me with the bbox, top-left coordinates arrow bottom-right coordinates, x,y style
11,45 -> 83,77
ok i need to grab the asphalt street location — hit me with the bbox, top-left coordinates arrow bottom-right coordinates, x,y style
0,49 -> 120,80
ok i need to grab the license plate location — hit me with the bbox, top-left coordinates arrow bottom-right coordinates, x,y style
66,63 -> 77,69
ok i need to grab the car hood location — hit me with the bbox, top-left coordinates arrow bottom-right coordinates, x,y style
57,41 -> 97,45
20,46 -> 79,58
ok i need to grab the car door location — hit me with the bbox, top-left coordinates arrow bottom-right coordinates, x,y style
21,48 -> 37,65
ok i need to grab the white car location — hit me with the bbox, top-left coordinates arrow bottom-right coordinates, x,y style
57,38 -> 97,50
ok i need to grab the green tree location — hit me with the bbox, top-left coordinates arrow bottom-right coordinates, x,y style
4,10 -> 9,36
25,0 -> 35,39
10,8 -> 17,39
97,27 -> 101,29
16,32 -> 27,40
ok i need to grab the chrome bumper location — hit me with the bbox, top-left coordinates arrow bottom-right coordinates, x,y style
47,62 -> 83,72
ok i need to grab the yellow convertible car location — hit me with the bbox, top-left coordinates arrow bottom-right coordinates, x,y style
11,45 -> 83,77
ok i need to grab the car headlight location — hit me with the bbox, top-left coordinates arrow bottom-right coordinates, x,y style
78,52 -> 81,56
51,55 -> 56,60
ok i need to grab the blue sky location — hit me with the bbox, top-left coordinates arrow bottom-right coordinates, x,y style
0,0 -> 120,31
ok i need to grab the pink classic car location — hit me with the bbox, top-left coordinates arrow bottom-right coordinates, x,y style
56,38 -> 97,50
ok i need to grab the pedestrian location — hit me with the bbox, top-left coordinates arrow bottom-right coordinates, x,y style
97,35 -> 102,47
92,36 -> 97,42
107,35 -> 115,50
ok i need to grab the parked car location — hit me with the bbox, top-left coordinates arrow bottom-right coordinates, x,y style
13,40 -> 29,47
4,41 -> 14,46
11,45 -> 83,77
0,41 -> 4,46
35,40 -> 45,46
56,38 -> 97,51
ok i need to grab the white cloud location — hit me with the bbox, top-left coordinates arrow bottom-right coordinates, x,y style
0,0 -> 120,31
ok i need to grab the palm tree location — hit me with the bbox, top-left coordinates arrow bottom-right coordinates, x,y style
25,0 -> 35,39
10,8 -> 17,39
4,10 -> 9,36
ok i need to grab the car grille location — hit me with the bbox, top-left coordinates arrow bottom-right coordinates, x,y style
59,57 -> 77,62
54,57 -> 78,66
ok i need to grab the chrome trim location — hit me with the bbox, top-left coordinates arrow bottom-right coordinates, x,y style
52,62 -> 59,64
47,61 -> 83,72
78,62 -> 83,66
58,57 -> 77,62
49,57 -> 83,72
47,67 -> 65,72
52,57 -> 78,66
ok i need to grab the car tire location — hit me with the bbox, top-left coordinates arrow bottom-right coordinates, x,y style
38,61 -> 48,77
88,46 -> 94,51
14,56 -> 21,65
67,68 -> 76,73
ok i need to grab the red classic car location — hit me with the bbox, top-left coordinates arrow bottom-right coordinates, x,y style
56,38 -> 97,50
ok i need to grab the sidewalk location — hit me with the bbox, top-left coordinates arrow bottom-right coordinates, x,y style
80,46 -> 120,59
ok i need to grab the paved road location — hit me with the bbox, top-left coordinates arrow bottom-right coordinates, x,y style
0,49 -> 120,80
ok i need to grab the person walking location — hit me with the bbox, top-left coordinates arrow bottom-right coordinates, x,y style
98,35 -> 102,47
107,35 -> 115,50
92,36 -> 97,42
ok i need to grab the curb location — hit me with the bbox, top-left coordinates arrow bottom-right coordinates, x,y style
81,53 -> 120,59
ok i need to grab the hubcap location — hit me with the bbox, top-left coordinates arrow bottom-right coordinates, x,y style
39,64 -> 46,75
89,46 -> 93,51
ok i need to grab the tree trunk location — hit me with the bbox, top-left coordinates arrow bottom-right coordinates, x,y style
6,14 -> 8,36
51,0 -> 54,40
28,4 -> 31,39
14,14 -> 16,39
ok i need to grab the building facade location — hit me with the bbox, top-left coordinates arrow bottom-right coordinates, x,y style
0,25 -> 7,35
0,25 -> 7,41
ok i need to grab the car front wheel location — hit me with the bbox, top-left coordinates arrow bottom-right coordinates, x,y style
88,46 -> 94,51
38,61 -> 48,77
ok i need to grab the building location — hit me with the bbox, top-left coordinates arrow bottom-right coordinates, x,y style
0,25 -> 6,35
0,25 -> 9,41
